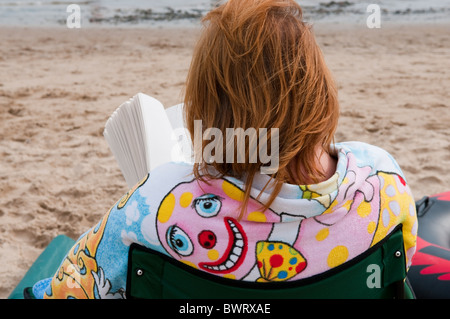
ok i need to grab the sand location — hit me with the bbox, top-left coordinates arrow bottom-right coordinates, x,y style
0,22 -> 449,298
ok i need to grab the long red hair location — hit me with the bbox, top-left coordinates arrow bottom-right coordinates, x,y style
184,0 -> 339,218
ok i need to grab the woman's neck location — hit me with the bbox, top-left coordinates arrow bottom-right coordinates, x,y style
287,146 -> 337,185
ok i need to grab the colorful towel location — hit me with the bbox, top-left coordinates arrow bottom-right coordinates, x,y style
36,141 -> 417,298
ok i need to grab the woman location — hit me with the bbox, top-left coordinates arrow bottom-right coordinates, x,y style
34,0 -> 417,298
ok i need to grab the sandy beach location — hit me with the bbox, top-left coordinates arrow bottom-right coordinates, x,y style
0,22 -> 449,298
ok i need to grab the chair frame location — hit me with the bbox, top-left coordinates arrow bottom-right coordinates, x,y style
126,225 -> 412,299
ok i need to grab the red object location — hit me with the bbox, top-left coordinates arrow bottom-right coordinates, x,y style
269,254 -> 284,268
412,236 -> 450,281
198,230 -> 217,249
433,191 -> 450,202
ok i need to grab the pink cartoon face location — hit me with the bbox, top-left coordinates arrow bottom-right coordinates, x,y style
156,179 -> 280,279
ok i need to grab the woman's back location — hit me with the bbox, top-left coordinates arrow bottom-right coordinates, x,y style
37,141 -> 416,298
34,0 -> 417,298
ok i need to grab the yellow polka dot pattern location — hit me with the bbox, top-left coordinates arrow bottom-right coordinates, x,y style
179,192 -> 193,208
357,200 -> 372,218
256,241 -> 307,282
370,172 -> 417,264
207,249 -> 219,261
222,180 -> 245,202
315,228 -> 329,241
327,246 -> 349,268
247,211 -> 267,223
158,193 -> 176,223
312,172 -> 417,271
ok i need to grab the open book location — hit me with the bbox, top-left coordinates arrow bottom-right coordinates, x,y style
103,93 -> 192,188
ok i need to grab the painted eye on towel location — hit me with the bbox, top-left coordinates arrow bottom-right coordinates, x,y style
193,194 -> 222,218
166,225 -> 194,256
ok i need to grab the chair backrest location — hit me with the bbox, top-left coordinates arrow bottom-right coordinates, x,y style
126,225 -> 412,299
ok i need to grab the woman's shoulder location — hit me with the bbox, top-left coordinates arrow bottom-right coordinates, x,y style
334,141 -> 405,178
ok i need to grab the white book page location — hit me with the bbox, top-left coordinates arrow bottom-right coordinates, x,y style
104,98 -> 146,187
165,103 -> 193,164
137,93 -> 185,172
104,93 -> 192,188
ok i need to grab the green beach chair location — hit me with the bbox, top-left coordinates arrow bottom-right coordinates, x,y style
9,225 -> 413,299
126,225 -> 413,299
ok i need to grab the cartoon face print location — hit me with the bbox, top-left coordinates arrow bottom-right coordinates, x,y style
156,178 -> 281,279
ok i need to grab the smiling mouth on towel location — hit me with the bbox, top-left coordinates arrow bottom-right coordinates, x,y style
199,218 -> 247,274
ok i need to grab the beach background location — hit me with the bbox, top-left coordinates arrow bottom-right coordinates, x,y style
0,0 -> 449,298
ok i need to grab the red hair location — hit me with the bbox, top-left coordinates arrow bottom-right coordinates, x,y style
184,0 -> 339,218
